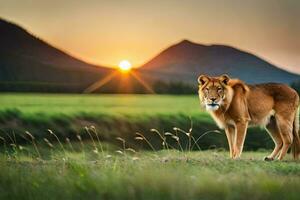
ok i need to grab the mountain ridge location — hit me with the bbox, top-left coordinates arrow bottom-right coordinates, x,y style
0,18 -> 108,71
0,18 -> 113,92
140,39 -> 299,84
0,18 -> 299,93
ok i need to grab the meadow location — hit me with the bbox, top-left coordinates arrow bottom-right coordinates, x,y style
0,148 -> 300,200
0,93 -> 299,200
0,93 -> 271,150
0,93 -> 201,115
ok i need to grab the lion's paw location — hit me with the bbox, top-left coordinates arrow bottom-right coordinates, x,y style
263,156 -> 274,162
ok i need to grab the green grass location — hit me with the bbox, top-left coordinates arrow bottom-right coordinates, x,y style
0,149 -> 299,200
0,93 -> 299,199
0,93 -> 201,116
0,93 -> 272,150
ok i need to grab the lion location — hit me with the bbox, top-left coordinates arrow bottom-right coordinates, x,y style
198,74 -> 300,160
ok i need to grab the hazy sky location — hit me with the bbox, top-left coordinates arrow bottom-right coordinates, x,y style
1,0 -> 299,73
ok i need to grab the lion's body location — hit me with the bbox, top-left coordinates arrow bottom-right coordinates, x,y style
198,75 -> 300,160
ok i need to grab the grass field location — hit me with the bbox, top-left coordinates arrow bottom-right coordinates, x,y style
0,93 -> 273,150
0,93 -> 299,199
0,93 -> 218,149
0,93 -> 201,115
0,148 -> 299,200
0,93 -> 271,151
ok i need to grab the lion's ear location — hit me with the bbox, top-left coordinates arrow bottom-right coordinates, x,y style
198,75 -> 210,85
220,74 -> 230,85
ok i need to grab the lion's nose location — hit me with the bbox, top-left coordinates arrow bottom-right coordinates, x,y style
211,98 -> 217,102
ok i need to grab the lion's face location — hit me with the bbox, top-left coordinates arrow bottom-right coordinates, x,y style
198,74 -> 230,111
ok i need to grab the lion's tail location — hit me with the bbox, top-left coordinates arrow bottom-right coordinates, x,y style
292,107 -> 300,159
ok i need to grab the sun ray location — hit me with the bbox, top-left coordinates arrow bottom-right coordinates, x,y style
83,62 -> 155,94
130,71 -> 155,94
83,71 -> 118,93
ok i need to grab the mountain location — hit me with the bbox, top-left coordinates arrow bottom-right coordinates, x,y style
140,40 -> 300,84
1,18 -> 299,94
0,18 -> 112,92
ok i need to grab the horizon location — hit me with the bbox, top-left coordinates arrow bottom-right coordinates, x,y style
0,0 -> 299,74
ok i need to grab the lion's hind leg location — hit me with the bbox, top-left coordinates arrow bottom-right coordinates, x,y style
264,116 -> 283,161
276,113 -> 294,160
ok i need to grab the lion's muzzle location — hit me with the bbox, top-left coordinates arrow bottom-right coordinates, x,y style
205,102 -> 220,111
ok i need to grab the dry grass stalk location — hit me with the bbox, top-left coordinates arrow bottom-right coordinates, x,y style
65,137 -> 74,152
150,129 -> 169,150
89,126 -> 104,155
76,134 -> 85,154
43,138 -> 54,148
135,132 -> 156,151
25,131 -> 41,158
85,126 -> 98,154
48,129 -> 66,156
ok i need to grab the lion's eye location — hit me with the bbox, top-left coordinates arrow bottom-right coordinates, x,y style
217,87 -> 222,92
205,88 -> 209,92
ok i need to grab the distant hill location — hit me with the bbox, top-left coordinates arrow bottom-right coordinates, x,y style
140,40 -> 300,84
0,19 -> 112,92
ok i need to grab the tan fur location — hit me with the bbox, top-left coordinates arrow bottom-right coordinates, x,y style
198,74 -> 300,160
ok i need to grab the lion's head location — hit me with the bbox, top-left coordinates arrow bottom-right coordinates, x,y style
197,74 -> 231,111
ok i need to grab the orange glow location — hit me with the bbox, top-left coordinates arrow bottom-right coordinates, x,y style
83,61 -> 155,93
3,1 -> 298,73
118,60 -> 132,72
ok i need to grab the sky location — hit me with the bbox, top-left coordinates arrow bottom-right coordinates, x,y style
0,0 -> 299,73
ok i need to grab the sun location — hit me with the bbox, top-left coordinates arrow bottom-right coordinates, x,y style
118,60 -> 132,72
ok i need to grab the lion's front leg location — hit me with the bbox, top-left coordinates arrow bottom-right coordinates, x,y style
225,125 -> 235,158
233,122 -> 248,159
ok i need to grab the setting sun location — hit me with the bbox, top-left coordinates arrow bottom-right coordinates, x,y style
118,60 -> 132,72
